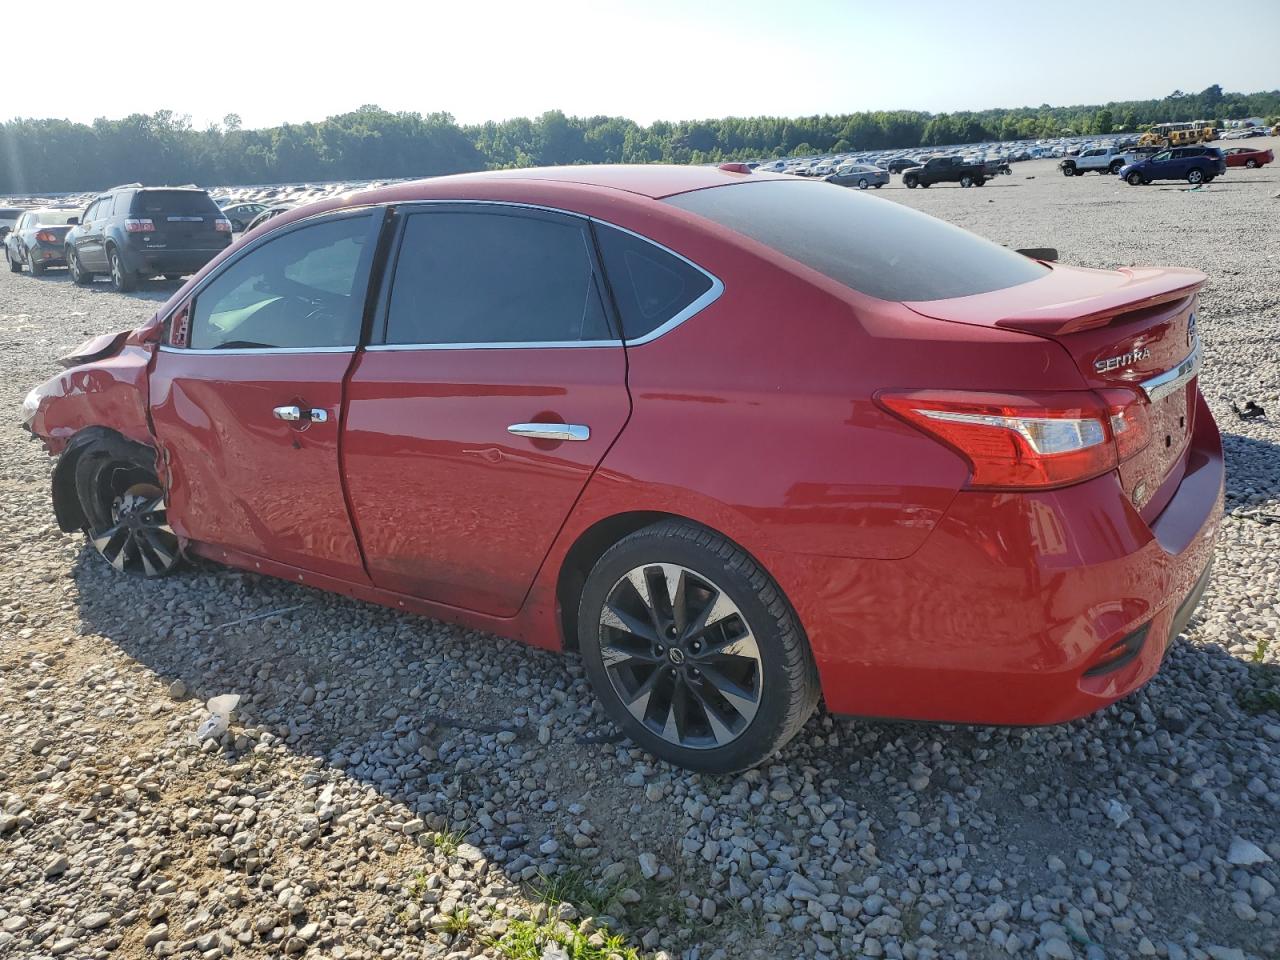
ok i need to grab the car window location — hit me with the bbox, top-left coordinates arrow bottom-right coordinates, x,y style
33,210 -> 78,225
188,213 -> 373,350
593,222 -> 716,340
132,190 -> 220,218
1153,152 -> 1171,162
82,201 -> 99,222
383,209 -> 613,346
667,179 -> 1046,302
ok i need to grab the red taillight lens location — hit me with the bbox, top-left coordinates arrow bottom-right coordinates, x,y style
124,218 -> 155,233
1099,388 -> 1152,462
878,390 -> 1119,490
35,230 -> 58,243
214,218 -> 232,233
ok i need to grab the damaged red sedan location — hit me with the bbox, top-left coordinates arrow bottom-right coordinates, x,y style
22,166 -> 1222,773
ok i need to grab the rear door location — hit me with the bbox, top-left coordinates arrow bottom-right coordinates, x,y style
77,199 -> 108,269
343,204 -> 631,616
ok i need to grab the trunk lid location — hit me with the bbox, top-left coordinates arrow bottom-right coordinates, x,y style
130,190 -> 223,249
905,264 -> 1205,518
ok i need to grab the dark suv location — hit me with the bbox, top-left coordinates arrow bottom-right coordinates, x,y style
65,184 -> 232,291
1119,147 -> 1227,186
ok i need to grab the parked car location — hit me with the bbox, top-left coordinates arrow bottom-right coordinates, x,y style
243,203 -> 295,233
1222,146 -> 1274,169
219,201 -> 270,231
902,155 -> 990,188
64,185 -> 233,291
826,164 -> 889,189
4,207 -> 80,274
21,165 -> 1221,773
0,206 -> 26,240
1119,147 -> 1227,185
1061,146 -> 1153,176
886,157 -> 918,174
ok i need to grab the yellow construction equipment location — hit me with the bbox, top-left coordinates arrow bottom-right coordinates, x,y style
1139,122 -> 1218,148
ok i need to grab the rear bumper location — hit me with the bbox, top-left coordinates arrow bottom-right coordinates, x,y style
778,391 -> 1224,725
121,243 -> 228,276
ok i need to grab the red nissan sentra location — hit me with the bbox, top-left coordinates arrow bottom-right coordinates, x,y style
21,165 -> 1223,773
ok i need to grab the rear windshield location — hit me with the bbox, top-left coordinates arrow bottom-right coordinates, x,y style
31,209 -> 79,225
666,180 -> 1047,302
0,208 -> 23,219
130,190 -> 220,217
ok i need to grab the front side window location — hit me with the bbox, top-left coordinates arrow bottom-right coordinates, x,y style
1153,152 -> 1172,162
383,209 -> 612,345
188,214 -> 372,350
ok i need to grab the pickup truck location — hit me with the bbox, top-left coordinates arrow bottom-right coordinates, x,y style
1060,146 -> 1158,176
902,155 -> 989,188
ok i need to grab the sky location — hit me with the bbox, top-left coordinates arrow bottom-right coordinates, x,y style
6,0 -> 1278,130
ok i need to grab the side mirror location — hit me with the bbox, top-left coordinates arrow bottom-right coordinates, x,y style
67,216 -> 79,225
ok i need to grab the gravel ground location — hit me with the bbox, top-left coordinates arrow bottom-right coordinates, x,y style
2,150 -> 1278,960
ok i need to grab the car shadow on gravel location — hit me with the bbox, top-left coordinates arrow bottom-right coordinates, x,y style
9,270 -> 185,301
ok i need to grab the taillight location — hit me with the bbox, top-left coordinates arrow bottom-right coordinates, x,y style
878,390 -> 1122,490
124,218 -> 155,233
35,230 -> 58,243
1099,388 -> 1152,462
214,218 -> 232,233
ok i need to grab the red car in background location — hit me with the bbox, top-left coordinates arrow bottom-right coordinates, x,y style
21,166 -> 1222,773
1222,146 -> 1273,168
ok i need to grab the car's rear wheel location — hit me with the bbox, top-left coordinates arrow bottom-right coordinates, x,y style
1109,161 -> 1125,174
974,177 -> 986,187
960,175 -> 973,187
577,520 -> 819,774
857,178 -> 868,190
73,440 -> 181,577
1187,169 -> 1204,185
1246,159 -> 1258,168
1127,171 -> 1144,186
1061,164 -> 1075,177
27,250 -> 45,276
108,246 -> 137,292
904,175 -> 918,188
68,247 -> 92,285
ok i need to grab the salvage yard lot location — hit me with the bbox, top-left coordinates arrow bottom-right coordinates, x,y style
1,151 -> 1278,960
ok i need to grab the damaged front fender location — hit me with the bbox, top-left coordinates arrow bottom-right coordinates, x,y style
26,343 -> 155,454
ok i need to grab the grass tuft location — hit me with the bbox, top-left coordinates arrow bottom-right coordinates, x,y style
488,918 -> 640,960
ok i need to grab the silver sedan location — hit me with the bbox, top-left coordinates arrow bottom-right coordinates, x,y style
825,164 -> 890,189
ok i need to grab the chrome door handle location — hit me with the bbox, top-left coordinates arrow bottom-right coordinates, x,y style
507,423 -> 590,442
274,405 -> 329,423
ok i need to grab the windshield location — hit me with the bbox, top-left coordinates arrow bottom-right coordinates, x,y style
666,180 -> 1047,302
31,209 -> 79,225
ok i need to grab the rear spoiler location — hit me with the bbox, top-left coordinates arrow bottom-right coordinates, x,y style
993,268 -> 1205,336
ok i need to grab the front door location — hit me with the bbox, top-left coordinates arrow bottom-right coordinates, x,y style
150,209 -> 381,582
76,199 -> 108,270
343,205 -> 632,616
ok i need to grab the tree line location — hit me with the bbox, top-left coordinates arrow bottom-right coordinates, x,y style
2,86 -> 1277,194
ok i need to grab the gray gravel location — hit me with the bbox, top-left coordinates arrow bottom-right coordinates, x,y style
1,150 -> 1278,960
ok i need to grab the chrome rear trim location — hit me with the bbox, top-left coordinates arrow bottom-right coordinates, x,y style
1140,341 -> 1202,403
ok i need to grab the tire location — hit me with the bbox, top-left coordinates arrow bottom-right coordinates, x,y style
28,250 -> 45,276
71,436 -> 181,578
960,175 -> 973,188
904,175 -> 918,188
919,181 -> 930,188
577,520 -> 819,774
7,249 -> 21,273
1187,169 -> 1204,185
108,246 -> 137,292
68,247 -> 92,285
873,183 -> 883,188
1126,171 -> 1144,186
858,178 -> 868,190
1246,159 -> 1258,168
1109,161 -> 1125,175
974,177 -> 986,187
1061,165 -> 1075,177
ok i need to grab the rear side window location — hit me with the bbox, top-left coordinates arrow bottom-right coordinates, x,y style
132,190 -> 219,218
593,223 -> 715,340
666,180 -> 1046,302
384,210 -> 613,346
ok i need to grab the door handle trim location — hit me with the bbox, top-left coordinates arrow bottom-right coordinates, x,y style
274,405 -> 329,424
507,423 -> 590,442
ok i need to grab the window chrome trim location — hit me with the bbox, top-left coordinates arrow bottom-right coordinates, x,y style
373,200 -> 725,350
158,345 -> 355,355
1140,340 -> 1202,403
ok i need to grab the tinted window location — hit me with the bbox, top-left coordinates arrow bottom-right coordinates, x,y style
32,209 -> 79,225
593,223 -> 715,340
384,210 -> 612,345
131,190 -> 219,218
189,214 -> 371,350
666,180 -> 1046,302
